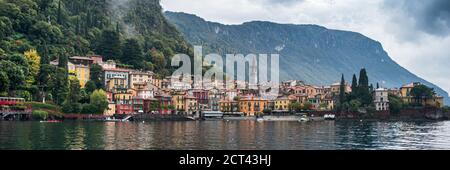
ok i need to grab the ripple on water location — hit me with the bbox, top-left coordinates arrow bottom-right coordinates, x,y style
2,120 -> 450,150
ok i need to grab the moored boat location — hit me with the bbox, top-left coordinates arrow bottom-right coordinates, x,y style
324,114 -> 336,120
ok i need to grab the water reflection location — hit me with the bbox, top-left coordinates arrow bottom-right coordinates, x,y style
1,120 -> 450,150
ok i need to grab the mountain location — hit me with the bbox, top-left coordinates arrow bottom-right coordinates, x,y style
164,11 -> 449,104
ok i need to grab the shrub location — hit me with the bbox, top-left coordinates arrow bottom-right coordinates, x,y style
27,102 -> 59,110
62,102 -> 82,114
81,104 -> 97,114
32,110 -> 48,120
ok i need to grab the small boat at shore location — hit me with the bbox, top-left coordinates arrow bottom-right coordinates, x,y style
40,120 -> 62,123
256,117 -> 264,122
298,117 -> 309,122
324,114 -> 336,120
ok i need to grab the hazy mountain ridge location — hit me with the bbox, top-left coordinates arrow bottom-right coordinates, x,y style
164,11 -> 449,104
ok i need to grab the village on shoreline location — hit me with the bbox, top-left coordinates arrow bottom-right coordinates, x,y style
2,54 -> 449,122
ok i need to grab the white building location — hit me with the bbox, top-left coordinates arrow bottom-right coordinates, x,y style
374,88 -> 389,111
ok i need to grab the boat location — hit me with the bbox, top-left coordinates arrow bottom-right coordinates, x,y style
298,117 -> 309,122
256,117 -> 264,122
40,120 -> 62,123
298,115 -> 310,122
324,114 -> 336,120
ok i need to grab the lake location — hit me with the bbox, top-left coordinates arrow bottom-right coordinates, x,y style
1,120 -> 450,150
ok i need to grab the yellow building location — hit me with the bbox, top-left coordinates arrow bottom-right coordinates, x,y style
106,77 -> 128,92
274,96 -> 291,111
58,61 -> 90,88
172,91 -> 186,112
104,103 -> 116,116
114,91 -> 133,104
239,96 -> 268,116
74,64 -> 90,88
400,82 -> 444,108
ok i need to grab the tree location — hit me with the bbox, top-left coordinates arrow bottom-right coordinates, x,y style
410,84 -> 435,106
149,48 -> 166,71
351,74 -> 358,95
67,77 -> 81,103
0,60 -> 26,95
37,64 -> 55,103
0,16 -> 13,40
90,89 -> 108,114
57,0 -> 63,25
96,29 -> 121,60
24,49 -> 41,86
389,94 -> 403,115
122,38 -> 144,69
90,64 -> 103,89
0,71 -> 9,94
53,67 -> 68,105
302,102 -> 313,111
349,99 -> 362,112
85,80 -> 97,94
58,54 -> 68,69
357,68 -> 372,106
338,74 -> 346,112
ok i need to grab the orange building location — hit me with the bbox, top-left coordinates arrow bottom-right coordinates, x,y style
238,96 -> 268,116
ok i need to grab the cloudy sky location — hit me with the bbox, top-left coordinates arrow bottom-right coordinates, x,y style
161,0 -> 450,94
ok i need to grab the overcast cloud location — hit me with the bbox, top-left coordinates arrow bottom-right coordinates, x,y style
161,0 -> 450,95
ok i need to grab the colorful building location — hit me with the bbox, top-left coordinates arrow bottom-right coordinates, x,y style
274,96 -> 290,111
129,71 -> 154,90
239,96 -> 268,116
104,68 -> 130,88
154,94 -> 173,114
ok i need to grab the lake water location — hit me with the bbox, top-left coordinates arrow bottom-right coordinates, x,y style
1,120 -> 450,150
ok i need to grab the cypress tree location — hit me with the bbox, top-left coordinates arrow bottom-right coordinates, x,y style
338,74 -> 346,112
57,0 -> 63,25
58,53 -> 68,69
351,74 -> 358,95
358,68 -> 372,105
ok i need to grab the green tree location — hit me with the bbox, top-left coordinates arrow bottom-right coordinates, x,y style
67,77 -> 81,103
349,99 -> 362,112
89,64 -> 103,89
57,0 -> 63,25
410,84 -> 435,106
0,16 -> 13,40
357,68 -> 372,106
37,64 -> 55,102
338,74 -> 346,112
84,80 -> 97,94
53,67 -> 68,105
122,38 -> 144,69
149,48 -> 166,72
96,29 -> 121,60
302,102 -> 313,111
389,94 -> 403,115
0,71 -> 10,94
58,54 -> 68,69
0,60 -> 26,95
90,89 -> 108,114
351,74 -> 358,94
